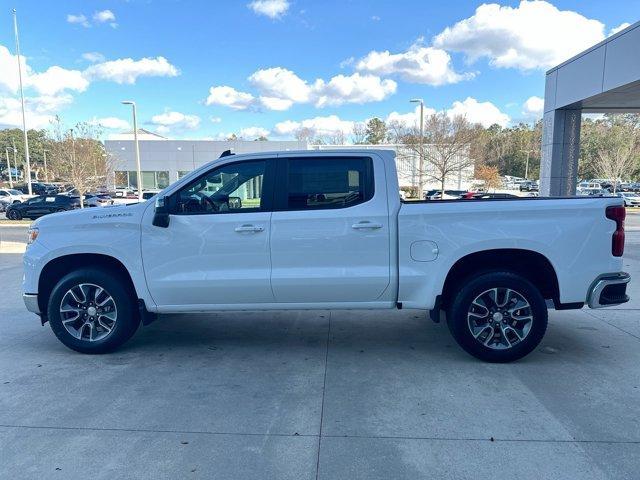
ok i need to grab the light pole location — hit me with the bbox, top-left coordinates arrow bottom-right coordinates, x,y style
410,98 -> 425,199
122,101 -> 142,201
520,149 -> 534,180
12,139 -> 19,185
12,9 -> 32,195
5,148 -> 13,188
42,149 -> 49,183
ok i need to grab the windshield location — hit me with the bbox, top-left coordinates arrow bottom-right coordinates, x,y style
8,189 -> 21,195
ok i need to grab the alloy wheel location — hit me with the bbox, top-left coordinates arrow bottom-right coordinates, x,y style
467,287 -> 533,350
59,283 -> 118,342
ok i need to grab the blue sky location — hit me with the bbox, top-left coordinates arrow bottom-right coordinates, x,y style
0,0 -> 638,140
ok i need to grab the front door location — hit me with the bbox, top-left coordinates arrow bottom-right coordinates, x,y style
270,155 -> 391,303
141,158 -> 275,308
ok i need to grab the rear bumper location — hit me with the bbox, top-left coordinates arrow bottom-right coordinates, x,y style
587,272 -> 631,308
23,293 -> 40,314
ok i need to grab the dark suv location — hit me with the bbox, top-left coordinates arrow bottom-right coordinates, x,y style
5,195 -> 81,220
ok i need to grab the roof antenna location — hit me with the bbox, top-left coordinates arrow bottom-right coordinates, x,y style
219,149 -> 234,158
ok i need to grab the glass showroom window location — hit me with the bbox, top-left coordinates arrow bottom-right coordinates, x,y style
118,171 -> 169,189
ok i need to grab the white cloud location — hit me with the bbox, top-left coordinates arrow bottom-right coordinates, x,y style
0,45 -> 27,93
273,115 -> 354,138
0,46 -> 87,96
210,116 -> 222,123
259,96 -> 293,111
150,111 -> 201,134
81,52 -> 105,63
447,97 -> 510,127
609,22 -> 631,36
209,68 -> 396,111
238,126 -> 270,139
84,56 -> 179,84
522,96 -> 544,118
249,67 -> 311,103
356,44 -> 474,86
0,44 -> 181,129
248,0 -> 290,19
433,0 -> 606,70
0,94 -> 73,129
384,98 -> 509,129
67,13 -> 90,28
93,10 -> 115,23
28,66 -> 89,95
313,73 -> 397,107
205,86 -> 256,110
89,116 -> 130,130
386,105 -> 436,128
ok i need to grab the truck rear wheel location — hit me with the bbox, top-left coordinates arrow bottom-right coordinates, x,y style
47,268 -> 140,354
446,272 -> 548,362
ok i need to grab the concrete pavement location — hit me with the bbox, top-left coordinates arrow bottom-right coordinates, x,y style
0,214 -> 638,479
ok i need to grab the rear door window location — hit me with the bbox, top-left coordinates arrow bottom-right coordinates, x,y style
280,157 -> 373,210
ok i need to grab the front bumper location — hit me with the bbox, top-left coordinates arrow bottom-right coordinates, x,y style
23,293 -> 40,314
587,272 -> 631,308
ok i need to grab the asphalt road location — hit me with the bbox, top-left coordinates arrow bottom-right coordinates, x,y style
0,211 -> 639,479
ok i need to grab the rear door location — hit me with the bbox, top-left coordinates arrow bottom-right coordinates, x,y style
270,154 -> 391,303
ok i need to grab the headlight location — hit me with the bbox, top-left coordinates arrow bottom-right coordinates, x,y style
27,227 -> 39,245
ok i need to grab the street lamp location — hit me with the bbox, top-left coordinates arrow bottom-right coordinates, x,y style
121,100 -> 142,201
520,149 -> 535,180
42,149 -> 49,183
12,9 -> 32,195
410,98 -> 425,199
4,147 -> 13,188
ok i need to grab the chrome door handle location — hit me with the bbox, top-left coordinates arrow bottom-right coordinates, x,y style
235,224 -> 264,233
352,221 -> 383,230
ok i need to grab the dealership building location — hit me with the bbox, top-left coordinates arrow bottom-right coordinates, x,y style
105,131 -> 474,192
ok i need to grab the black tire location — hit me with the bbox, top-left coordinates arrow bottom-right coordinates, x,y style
7,209 -> 21,220
47,268 -> 140,354
446,271 -> 548,363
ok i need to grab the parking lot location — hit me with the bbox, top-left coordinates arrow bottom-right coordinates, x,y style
0,212 -> 638,479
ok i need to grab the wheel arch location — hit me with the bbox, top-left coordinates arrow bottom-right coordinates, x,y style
440,248 -> 562,311
38,253 -> 138,315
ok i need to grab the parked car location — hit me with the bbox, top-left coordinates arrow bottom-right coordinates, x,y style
22,150 -> 630,362
0,197 -> 10,212
423,189 -> 468,200
618,192 -> 640,207
578,188 -> 609,197
519,181 -> 539,192
20,182 -> 58,195
84,193 -> 114,207
6,194 -> 80,220
114,188 -> 135,198
0,188 -> 30,204
467,193 -> 520,200
142,190 -> 161,200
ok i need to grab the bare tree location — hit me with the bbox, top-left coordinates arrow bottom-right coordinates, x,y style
593,131 -> 639,193
351,122 -> 367,144
48,117 -> 115,207
394,112 -> 478,198
295,127 -> 314,143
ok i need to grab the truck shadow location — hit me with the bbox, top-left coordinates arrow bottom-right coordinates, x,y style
122,308 -> 612,365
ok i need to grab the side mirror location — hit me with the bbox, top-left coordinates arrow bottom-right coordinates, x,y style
152,196 -> 170,228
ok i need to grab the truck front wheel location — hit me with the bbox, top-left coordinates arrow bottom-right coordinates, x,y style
47,268 -> 140,354
447,272 -> 548,362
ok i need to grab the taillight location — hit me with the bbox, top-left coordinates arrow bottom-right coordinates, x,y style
606,205 -> 625,257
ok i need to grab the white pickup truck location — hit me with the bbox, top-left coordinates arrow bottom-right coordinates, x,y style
22,150 -> 630,362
